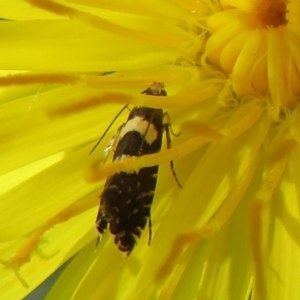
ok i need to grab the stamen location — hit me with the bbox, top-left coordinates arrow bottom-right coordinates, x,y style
250,137 -> 293,298
156,153 -> 260,279
49,93 -> 133,117
25,0 -> 181,46
85,132 -> 222,182
0,73 -> 81,86
0,193 -> 98,286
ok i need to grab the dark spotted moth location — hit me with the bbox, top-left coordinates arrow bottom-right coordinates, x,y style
96,82 -> 177,254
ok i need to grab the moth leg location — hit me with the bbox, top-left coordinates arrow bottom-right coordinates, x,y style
95,206 -> 109,248
163,112 -> 181,137
148,216 -> 152,246
89,104 -> 129,155
163,113 -> 182,188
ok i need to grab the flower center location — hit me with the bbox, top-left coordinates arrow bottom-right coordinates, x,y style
249,0 -> 288,28
204,0 -> 299,114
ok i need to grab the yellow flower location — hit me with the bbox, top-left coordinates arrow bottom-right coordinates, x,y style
0,0 -> 299,299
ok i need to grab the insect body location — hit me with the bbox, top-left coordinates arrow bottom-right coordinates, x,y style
96,82 -> 177,254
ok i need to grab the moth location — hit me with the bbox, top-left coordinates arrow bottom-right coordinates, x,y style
95,82 -> 180,254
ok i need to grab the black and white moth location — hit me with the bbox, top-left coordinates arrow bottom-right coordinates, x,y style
95,82 -> 180,254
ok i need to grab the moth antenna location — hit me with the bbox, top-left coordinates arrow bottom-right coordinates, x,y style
89,104 -> 129,155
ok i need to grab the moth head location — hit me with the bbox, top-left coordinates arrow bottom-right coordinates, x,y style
150,81 -> 165,95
